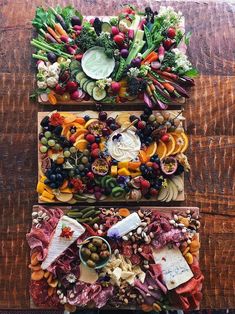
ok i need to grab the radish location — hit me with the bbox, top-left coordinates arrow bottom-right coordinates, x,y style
66,81 -> 78,92
158,45 -> 165,62
138,18 -> 147,30
66,46 -> 76,55
113,34 -> 124,45
70,90 -> 80,100
167,27 -> 176,39
73,25 -> 82,31
111,26 -> 119,36
89,18 -> 95,25
151,61 -> 161,70
55,84 -> 66,95
39,93 -> 49,103
111,82 -> 121,93
128,29 -> 134,39
60,35 -> 69,43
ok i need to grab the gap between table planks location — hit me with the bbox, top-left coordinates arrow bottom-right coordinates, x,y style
38,110 -> 186,204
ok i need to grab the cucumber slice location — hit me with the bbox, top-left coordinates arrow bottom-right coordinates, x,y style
86,81 -> 96,96
80,77 -> 89,88
102,22 -> 112,33
83,80 -> 92,93
69,60 -> 81,72
93,86 -> 107,101
75,71 -> 87,82
106,177 -> 117,190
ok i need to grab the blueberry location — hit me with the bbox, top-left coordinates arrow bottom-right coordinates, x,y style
95,136 -> 101,143
145,141 -> 150,146
55,167 -> 61,173
112,160 -> 118,165
80,172 -> 85,177
50,182 -> 56,189
150,156 -> 155,162
140,113 -> 148,121
140,165 -> 145,172
54,125 -> 63,135
146,136 -> 152,143
174,164 -> 184,175
84,115 -> 90,121
44,179 -> 50,185
46,169 -> 52,177
110,123 -> 118,131
56,174 -> 63,181
68,183 -> 73,188
39,132 -> 44,140
84,168 -> 89,174
50,174 -> 56,182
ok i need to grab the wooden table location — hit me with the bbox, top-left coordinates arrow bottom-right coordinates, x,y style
0,0 -> 234,310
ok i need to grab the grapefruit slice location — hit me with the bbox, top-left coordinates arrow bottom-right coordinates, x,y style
180,133 -> 189,153
165,134 -> 176,156
146,142 -> 157,157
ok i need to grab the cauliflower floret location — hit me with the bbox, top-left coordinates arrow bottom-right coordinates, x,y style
37,61 -> 48,73
37,80 -> 47,89
46,76 -> 58,88
48,62 -> 61,77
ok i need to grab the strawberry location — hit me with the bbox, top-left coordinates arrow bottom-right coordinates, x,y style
91,148 -> 100,158
167,27 -> 176,39
87,172 -> 95,180
91,143 -> 99,150
86,134 -> 95,143
140,179 -> 150,189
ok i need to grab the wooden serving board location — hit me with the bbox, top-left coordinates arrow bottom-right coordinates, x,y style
38,110 -> 186,203
30,205 -> 200,310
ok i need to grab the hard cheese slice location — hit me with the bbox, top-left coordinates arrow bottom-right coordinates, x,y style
153,246 -> 193,290
41,216 -> 85,270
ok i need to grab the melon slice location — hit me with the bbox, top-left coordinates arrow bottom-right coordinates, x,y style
41,216 -> 85,270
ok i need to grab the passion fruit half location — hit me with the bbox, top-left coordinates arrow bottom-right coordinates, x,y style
160,156 -> 178,175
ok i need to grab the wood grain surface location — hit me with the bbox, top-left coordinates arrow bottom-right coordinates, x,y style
0,0 -> 234,310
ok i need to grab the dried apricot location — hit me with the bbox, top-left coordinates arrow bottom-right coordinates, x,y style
31,270 -> 44,281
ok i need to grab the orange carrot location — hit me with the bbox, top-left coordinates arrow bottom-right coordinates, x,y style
141,51 -> 158,65
162,82 -> 175,93
54,23 -> 67,36
46,25 -> 62,43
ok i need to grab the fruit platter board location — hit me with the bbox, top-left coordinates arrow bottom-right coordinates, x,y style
27,205 -> 203,311
31,5 -> 197,106
37,110 -> 190,204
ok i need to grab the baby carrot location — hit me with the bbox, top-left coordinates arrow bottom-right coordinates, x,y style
54,23 -> 68,37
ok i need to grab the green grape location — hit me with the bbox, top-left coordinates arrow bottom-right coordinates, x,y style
70,147 -> 77,154
148,114 -> 156,122
40,145 -> 48,153
64,150 -> 71,158
156,115 -> 164,124
83,149 -> 90,156
48,139 -> 55,147
69,170 -> 75,177
40,137 -> 48,145
54,143 -> 61,151
81,156 -> 88,164
174,118 -> 181,127
44,131 -> 52,138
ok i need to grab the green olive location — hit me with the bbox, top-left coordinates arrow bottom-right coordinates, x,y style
87,243 -> 97,252
90,253 -> 100,262
92,238 -> 103,247
81,247 -> 91,260
86,259 -> 96,268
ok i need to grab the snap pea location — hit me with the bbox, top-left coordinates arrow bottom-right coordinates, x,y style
115,58 -> 126,81
144,25 -> 152,49
154,90 -> 170,104
76,217 -> 91,223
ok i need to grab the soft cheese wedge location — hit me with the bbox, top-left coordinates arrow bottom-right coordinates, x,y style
41,216 -> 85,270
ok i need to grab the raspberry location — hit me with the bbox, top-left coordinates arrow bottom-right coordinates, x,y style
86,134 -> 95,143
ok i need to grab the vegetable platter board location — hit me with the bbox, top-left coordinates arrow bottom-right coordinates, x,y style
37,110 -> 190,204
27,205 -> 203,311
31,5 -> 197,106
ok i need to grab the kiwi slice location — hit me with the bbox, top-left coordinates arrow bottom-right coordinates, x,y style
111,186 -> 125,199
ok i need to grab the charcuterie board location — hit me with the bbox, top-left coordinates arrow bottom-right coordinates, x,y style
27,205 -> 203,311
37,110 -> 190,203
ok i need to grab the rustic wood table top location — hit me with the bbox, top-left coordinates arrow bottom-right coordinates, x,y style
0,0 -> 234,310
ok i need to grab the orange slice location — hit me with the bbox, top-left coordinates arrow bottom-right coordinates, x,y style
139,150 -> 150,163
128,161 -> 141,170
146,142 -> 157,157
75,117 -> 86,125
165,134 -> 176,156
74,139 -> 88,152
180,133 -> 189,153
171,133 -> 184,155
84,118 -> 99,129
156,140 -> 167,160
64,114 -> 77,124
73,128 -> 88,140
